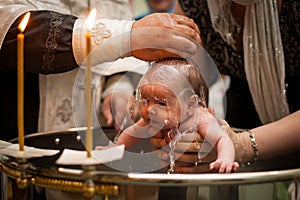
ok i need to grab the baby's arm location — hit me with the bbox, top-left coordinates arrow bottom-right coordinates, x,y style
194,107 -> 239,173
209,134 -> 239,173
115,119 -> 151,150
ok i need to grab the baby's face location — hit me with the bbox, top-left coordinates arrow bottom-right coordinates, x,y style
140,84 -> 183,130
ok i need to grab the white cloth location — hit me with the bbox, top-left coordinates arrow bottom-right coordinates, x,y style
72,18 -> 133,66
242,0 -> 289,123
0,0 -> 150,131
39,16 -> 140,131
208,75 -> 230,119
37,0 -> 138,131
0,2 -> 33,48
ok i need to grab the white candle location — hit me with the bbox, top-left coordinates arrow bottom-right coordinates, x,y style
17,12 -> 30,152
84,8 -> 97,158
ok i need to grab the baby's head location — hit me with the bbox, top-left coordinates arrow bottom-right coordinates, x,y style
137,58 -> 208,129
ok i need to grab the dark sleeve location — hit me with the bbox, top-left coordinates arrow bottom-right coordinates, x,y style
0,10 -> 78,74
178,0 -> 245,78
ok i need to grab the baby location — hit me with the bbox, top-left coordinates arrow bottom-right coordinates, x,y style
115,58 -> 239,173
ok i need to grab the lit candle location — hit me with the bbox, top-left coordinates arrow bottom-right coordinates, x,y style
84,8 -> 97,158
17,12 -> 30,152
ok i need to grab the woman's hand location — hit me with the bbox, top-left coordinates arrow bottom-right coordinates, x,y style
131,13 -> 202,61
151,130 -> 218,173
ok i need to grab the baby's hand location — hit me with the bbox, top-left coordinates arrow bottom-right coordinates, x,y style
209,159 -> 239,173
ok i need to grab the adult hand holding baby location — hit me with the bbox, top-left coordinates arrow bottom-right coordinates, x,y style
151,107 -> 239,173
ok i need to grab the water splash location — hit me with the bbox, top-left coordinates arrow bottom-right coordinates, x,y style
167,121 -> 179,174
167,93 -> 204,173
112,98 -> 141,145
194,139 -> 202,167
167,123 -> 198,174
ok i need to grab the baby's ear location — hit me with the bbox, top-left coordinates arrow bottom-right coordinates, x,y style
189,94 -> 207,107
187,95 -> 199,115
187,94 -> 199,107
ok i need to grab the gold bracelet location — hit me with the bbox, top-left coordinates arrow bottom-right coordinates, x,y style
246,129 -> 259,166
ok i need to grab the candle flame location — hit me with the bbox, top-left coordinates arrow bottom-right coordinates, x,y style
84,8 -> 97,31
18,12 -> 31,33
